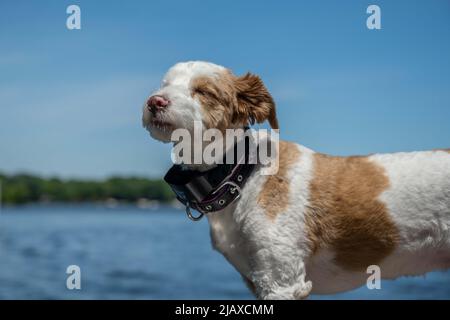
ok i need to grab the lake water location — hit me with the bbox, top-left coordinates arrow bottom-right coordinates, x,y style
0,206 -> 449,300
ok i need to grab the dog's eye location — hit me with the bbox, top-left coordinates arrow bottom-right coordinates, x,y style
192,83 -> 217,99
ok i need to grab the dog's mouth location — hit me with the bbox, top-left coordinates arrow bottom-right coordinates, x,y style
150,119 -> 174,132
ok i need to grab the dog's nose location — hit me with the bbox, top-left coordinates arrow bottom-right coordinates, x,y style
147,95 -> 170,113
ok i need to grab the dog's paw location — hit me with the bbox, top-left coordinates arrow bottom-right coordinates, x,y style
264,280 -> 312,300
293,280 -> 312,299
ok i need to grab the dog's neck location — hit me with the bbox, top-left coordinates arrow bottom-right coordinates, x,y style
173,125 -> 246,173
175,135 -> 227,173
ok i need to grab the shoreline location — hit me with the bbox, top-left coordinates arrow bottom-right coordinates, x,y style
0,199 -> 184,211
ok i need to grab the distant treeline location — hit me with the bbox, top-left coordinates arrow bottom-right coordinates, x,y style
0,172 -> 174,205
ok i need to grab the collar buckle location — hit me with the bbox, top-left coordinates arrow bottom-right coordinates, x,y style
212,180 -> 241,197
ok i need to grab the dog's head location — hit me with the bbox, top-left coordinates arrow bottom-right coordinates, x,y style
142,61 -> 278,142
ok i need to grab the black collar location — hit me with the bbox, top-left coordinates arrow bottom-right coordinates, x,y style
164,134 -> 257,221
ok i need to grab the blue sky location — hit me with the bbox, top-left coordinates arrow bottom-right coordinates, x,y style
0,0 -> 449,178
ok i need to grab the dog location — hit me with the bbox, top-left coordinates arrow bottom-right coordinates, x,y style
142,61 -> 450,299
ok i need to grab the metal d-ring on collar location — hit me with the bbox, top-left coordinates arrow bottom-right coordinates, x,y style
185,203 -> 204,221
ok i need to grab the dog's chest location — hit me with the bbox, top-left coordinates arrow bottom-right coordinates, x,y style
207,208 -> 252,277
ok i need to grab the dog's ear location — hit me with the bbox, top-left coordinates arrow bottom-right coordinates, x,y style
233,73 -> 279,129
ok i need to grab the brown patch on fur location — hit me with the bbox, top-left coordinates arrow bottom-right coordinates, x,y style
257,141 -> 300,220
190,70 -> 278,131
234,73 -> 279,129
305,154 -> 399,271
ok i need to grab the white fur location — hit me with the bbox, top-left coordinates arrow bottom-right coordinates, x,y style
143,61 -> 450,299
306,151 -> 450,294
142,61 -> 224,142
370,151 -> 450,277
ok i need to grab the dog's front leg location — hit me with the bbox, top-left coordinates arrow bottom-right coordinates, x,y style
249,246 -> 312,300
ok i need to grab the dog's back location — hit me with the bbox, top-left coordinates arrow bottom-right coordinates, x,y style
305,148 -> 450,294
370,149 -> 450,271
